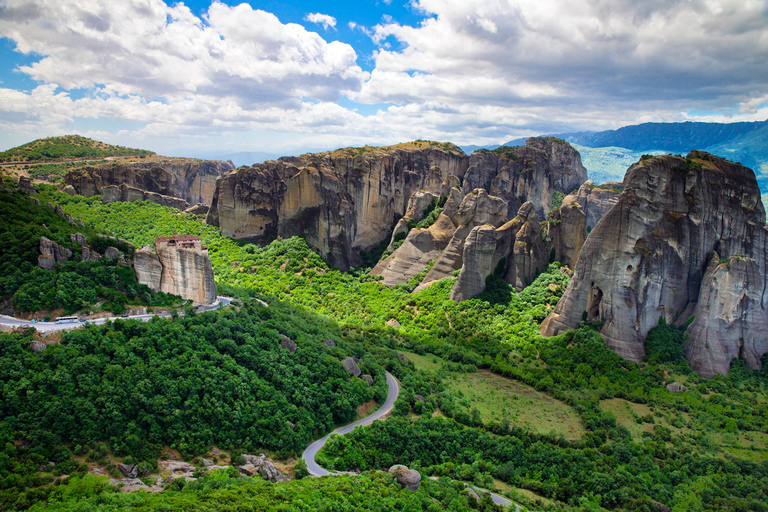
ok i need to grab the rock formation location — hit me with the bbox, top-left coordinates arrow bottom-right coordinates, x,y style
373,138 -> 587,290
540,152 -> 768,376
449,202 -> 549,301
342,357 -> 362,377
388,465 -> 422,491
100,183 -> 190,210
38,237 -> 72,269
64,159 -> 234,206
18,176 -> 36,195
460,138 -> 587,219
279,334 -> 297,353
206,142 -> 468,271
134,234 -> 216,305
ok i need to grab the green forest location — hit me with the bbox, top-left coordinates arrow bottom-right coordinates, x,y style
0,185 -> 180,315
0,183 -> 766,511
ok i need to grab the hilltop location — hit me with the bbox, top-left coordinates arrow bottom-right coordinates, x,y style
0,135 -> 154,163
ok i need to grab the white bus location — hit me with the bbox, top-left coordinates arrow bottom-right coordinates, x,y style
54,316 -> 79,324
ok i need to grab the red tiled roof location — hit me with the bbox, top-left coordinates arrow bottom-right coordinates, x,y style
155,234 -> 202,242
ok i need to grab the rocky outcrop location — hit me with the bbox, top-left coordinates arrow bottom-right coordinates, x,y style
101,183 -> 190,210
461,137 -> 587,219
118,463 -> 138,479
684,255 -> 768,378
206,143 -> 468,270
568,180 -> 623,231
546,199 -> 587,269
38,237 -> 72,269
238,453 -> 290,482
134,234 -> 215,305
372,138 -> 586,289
184,203 -> 209,216
342,357 -> 362,377
413,189 -> 509,291
371,187 -> 465,286
64,159 -> 234,206
540,152 -> 768,375
666,382 -> 687,393
18,176 -> 36,194
279,334 -> 297,353
388,465 -> 421,491
450,202 -> 549,301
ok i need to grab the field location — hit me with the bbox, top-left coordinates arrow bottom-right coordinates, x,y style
398,350 -> 584,440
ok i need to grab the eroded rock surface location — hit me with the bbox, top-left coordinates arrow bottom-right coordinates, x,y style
206,143 -> 468,270
134,234 -> 215,305
64,159 -> 234,206
541,152 -> 768,375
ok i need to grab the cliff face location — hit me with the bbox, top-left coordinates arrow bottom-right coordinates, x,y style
134,236 -> 216,305
206,143 -> 469,270
540,152 -> 768,375
373,137 -> 586,287
461,138 -> 588,219
64,159 -> 234,206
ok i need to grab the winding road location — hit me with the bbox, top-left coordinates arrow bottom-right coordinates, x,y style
300,372 -> 513,508
302,371 -> 400,477
0,296 -> 233,333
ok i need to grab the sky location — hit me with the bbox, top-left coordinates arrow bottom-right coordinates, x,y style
0,0 -> 767,159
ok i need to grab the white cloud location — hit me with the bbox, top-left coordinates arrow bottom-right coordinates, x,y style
0,0 -> 766,154
305,12 -> 337,30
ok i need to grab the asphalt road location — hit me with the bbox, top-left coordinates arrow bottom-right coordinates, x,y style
302,371 -> 400,477
0,296 -> 234,332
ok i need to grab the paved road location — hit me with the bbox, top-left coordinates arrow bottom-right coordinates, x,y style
0,296 -> 235,332
302,371 -> 400,477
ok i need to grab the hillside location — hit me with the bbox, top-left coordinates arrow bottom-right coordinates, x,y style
7,186 -> 761,511
0,135 -> 154,163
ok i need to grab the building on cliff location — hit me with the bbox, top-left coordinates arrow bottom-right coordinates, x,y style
134,233 -> 216,306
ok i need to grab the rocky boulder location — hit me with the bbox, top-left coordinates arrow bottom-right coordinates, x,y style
362,374 -> 374,386
18,176 -> 35,194
666,382 -> 688,393
279,334 -> 297,353
541,152 -> 768,375
118,463 -> 138,479
342,357 -> 362,377
38,237 -> 71,269
388,464 -> 421,491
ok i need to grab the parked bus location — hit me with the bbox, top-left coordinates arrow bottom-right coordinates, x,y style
54,316 -> 79,324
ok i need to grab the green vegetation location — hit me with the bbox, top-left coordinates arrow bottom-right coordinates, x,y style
550,190 -> 565,211
0,135 -> 153,163
0,186 -> 177,315
23,470 -> 503,511
2,189 -> 766,511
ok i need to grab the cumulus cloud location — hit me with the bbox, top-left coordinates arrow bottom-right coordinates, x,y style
305,12 -> 337,30
0,0 -> 365,105
0,0 -> 766,153
358,0 -> 768,134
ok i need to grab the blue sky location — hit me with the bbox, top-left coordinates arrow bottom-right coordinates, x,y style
0,0 -> 767,159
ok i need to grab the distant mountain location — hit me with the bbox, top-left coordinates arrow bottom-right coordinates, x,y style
549,120 -> 768,153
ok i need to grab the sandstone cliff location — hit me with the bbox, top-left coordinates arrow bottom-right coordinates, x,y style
540,152 -> 768,376
134,235 -> 216,305
449,202 -> 549,301
376,138 -> 586,290
461,138 -> 587,219
206,142 -> 469,270
64,159 -> 234,206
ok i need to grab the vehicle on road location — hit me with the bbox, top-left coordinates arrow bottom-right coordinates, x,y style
54,316 -> 79,324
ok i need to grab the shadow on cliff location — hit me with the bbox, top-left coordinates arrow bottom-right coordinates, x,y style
473,274 -> 513,305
